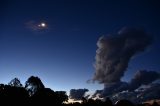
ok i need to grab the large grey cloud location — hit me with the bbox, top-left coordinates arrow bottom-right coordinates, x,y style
69,88 -> 89,100
90,28 -> 160,103
93,28 -> 152,84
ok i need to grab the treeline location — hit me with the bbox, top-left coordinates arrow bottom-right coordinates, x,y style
0,76 -> 68,105
0,76 -> 159,106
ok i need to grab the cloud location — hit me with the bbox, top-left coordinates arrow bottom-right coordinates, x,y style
69,88 -> 89,100
129,70 -> 160,90
112,83 -> 160,103
103,82 -> 129,96
91,82 -> 129,99
112,90 -> 139,103
91,70 -> 160,103
138,83 -> 160,101
90,27 -> 160,103
93,27 -> 152,84
91,90 -> 103,99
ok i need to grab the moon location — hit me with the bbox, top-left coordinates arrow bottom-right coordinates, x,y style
41,23 -> 46,27
38,22 -> 47,28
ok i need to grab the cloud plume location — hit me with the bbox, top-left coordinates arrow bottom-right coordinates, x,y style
90,28 -> 160,103
93,27 -> 152,84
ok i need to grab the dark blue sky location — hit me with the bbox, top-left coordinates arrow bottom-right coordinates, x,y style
0,0 -> 160,93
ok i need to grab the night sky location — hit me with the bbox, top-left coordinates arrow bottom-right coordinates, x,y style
0,0 -> 160,95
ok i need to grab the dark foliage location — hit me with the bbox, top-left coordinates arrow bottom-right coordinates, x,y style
25,76 -> 45,96
8,77 -> 23,87
0,84 -> 29,105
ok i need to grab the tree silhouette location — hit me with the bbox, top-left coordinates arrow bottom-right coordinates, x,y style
8,78 -> 23,87
55,91 -> 68,104
25,76 -> 45,96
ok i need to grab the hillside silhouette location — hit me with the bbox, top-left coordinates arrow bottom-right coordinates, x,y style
0,76 -> 159,106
